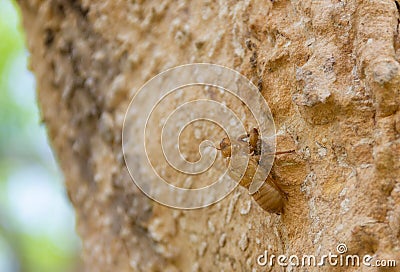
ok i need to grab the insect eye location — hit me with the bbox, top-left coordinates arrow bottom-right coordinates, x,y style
219,138 -> 232,158
220,138 -> 230,148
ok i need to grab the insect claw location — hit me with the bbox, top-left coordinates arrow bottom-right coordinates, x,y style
274,150 -> 295,155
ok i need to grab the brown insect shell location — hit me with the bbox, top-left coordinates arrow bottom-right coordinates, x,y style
225,139 -> 285,214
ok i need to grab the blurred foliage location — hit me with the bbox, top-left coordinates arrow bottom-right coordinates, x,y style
0,1 -> 81,272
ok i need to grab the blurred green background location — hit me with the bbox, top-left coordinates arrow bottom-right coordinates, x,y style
0,1 -> 81,271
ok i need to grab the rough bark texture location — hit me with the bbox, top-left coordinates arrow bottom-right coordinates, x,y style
18,0 -> 400,271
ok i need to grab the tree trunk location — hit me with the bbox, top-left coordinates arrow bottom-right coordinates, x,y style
18,0 -> 399,271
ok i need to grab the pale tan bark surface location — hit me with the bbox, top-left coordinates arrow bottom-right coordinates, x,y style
18,0 -> 399,271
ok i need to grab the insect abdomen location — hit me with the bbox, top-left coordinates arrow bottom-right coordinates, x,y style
251,179 -> 284,214
227,154 -> 285,214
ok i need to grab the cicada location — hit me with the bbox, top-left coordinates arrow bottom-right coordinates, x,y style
218,128 -> 293,214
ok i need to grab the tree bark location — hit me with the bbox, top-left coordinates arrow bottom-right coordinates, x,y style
18,0 -> 399,271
